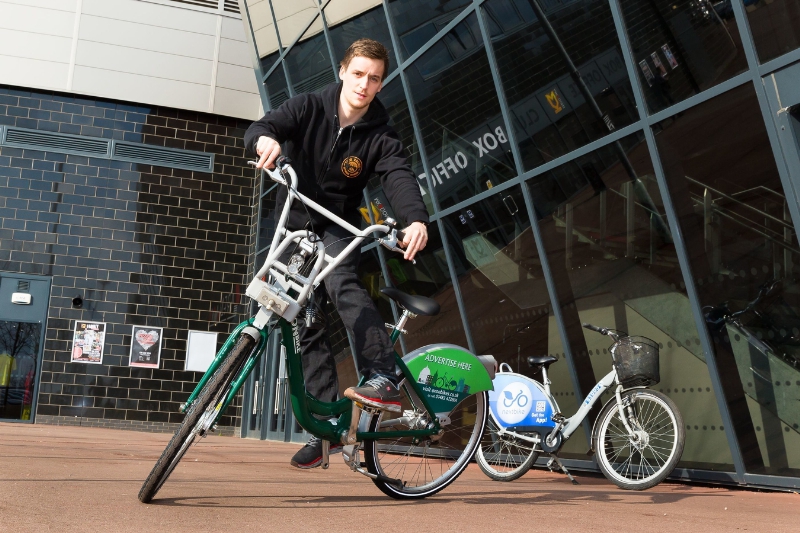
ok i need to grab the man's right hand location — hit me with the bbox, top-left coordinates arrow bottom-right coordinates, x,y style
256,136 -> 281,169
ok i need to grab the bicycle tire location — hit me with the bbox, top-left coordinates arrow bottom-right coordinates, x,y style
363,380 -> 487,500
138,328 -> 258,503
595,389 -> 684,490
476,416 -> 539,482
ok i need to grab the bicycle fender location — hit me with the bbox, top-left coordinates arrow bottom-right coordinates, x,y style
402,344 -> 495,415
588,386 -> 648,452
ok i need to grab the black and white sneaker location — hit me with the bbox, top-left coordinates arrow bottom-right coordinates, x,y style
344,375 -> 402,413
290,436 -> 343,469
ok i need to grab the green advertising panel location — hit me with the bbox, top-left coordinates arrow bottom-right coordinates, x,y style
404,344 -> 494,413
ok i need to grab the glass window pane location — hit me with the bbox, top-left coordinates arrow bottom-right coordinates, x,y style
0,322 -> 40,421
745,0 -> 800,63
486,0 -> 638,171
529,131 -> 736,471
284,19 -> 336,96
618,0 -> 748,114
441,185 -> 589,458
273,0 -> 320,49
265,61 -> 290,110
387,0 -> 473,60
655,84 -> 800,476
246,0 -> 281,70
406,12 -> 516,210
325,0 -> 399,78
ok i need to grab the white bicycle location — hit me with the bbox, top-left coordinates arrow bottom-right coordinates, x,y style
477,323 -> 685,490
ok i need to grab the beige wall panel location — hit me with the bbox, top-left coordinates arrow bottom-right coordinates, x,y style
82,0 -> 216,35
218,38 -> 252,67
213,87 -> 260,120
0,2 -> 75,38
76,41 -> 213,85
79,15 -> 216,60
323,0 -> 381,26
247,0 -> 279,58
0,55 -> 69,90
72,65 -> 210,110
221,13 -> 246,41
0,28 -> 72,63
1,0 -> 76,11
215,61 -> 257,92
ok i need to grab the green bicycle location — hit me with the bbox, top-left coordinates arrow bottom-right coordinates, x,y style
137,158 -> 496,501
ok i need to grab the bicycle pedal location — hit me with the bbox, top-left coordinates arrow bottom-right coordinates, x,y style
355,402 -> 382,415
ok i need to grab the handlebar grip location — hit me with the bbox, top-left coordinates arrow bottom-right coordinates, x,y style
582,323 -> 608,335
396,229 -> 406,243
275,155 -> 292,169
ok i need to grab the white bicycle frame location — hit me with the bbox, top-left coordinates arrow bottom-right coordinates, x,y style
245,160 -> 404,330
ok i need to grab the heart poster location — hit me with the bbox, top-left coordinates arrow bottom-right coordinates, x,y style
129,325 -> 163,368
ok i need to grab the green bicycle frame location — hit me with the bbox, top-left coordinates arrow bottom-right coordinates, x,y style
182,316 -> 441,443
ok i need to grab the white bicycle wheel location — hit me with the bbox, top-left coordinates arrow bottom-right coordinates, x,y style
595,389 -> 684,490
476,416 -> 539,481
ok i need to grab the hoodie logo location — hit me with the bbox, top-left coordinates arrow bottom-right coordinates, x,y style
341,156 -> 363,178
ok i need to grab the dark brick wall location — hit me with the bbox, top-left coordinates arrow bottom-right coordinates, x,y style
0,84 -> 258,432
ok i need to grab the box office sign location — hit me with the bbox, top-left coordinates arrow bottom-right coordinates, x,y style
129,325 -> 163,368
71,321 -> 106,364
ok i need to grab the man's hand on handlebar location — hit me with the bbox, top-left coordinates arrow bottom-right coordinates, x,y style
255,136 -> 281,169
402,221 -> 428,262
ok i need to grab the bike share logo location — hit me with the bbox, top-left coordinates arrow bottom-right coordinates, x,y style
496,382 -> 533,425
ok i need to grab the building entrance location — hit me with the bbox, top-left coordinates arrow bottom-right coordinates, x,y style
0,273 -> 50,423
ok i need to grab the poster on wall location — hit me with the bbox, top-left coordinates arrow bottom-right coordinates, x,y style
185,331 -> 218,373
71,321 -> 106,364
129,326 -> 163,368
638,60 -> 655,86
650,51 -> 668,77
661,44 -> 679,69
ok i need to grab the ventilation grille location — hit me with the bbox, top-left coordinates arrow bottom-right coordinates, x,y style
0,126 -> 214,173
139,0 -> 240,15
18,281 -> 30,292
223,0 -> 240,14
113,142 -> 214,172
3,127 -> 110,156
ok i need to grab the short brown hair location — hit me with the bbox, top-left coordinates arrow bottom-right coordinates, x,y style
340,38 -> 390,81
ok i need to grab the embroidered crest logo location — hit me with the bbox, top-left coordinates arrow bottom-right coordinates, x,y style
341,156 -> 363,178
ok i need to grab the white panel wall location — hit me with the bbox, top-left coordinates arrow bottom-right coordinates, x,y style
0,0 -> 261,120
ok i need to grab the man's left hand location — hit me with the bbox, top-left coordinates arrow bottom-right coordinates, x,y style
401,221 -> 428,262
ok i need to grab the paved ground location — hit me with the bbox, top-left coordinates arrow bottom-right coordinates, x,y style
1,423 -> 797,533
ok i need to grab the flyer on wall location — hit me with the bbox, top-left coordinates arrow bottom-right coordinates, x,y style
71,321 -> 106,364
129,326 -> 163,368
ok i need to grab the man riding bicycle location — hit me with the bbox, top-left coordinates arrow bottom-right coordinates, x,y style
244,39 -> 430,469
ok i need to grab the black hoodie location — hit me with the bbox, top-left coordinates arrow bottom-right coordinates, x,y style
244,82 -> 429,231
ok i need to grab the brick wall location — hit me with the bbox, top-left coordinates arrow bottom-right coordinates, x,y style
0,84 -> 258,433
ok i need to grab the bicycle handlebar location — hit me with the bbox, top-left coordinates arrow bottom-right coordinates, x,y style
582,323 -> 623,342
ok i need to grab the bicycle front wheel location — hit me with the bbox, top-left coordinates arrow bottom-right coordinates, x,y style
476,416 -> 539,481
595,389 -> 684,490
363,383 -> 488,500
138,328 -> 258,503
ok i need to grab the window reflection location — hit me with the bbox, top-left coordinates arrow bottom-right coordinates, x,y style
325,0 -> 398,78
406,13 -> 516,210
745,0 -> 800,63
529,132 -> 735,470
387,0 -> 473,60
485,0 -> 638,171
618,0 -> 747,114
0,321 -> 40,421
284,19 -> 337,96
441,186 -> 589,457
265,61 -> 290,110
656,84 -> 800,476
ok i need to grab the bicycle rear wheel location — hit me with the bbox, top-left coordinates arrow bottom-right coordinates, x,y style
137,328 -> 258,503
595,389 -> 684,490
476,416 -> 539,481
363,379 -> 487,500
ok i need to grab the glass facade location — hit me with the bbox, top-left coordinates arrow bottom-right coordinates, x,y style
240,0 -> 800,488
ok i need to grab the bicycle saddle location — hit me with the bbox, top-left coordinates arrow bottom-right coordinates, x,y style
527,354 -> 558,368
380,287 -> 440,316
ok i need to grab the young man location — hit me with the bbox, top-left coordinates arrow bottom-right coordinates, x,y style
244,39 -> 430,468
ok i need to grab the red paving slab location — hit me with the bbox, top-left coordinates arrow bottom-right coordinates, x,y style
0,422 -> 797,532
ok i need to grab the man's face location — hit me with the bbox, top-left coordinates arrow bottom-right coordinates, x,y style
339,56 -> 384,111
